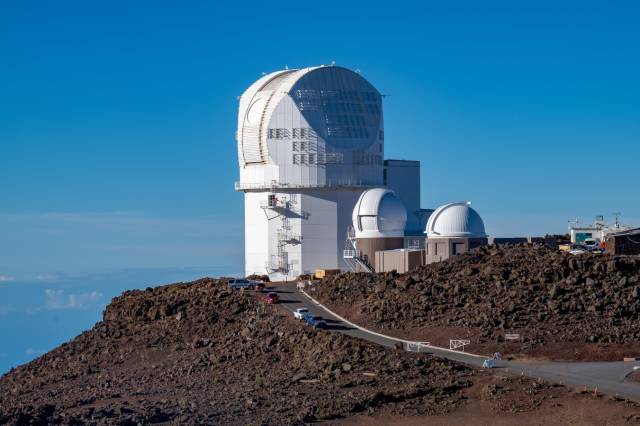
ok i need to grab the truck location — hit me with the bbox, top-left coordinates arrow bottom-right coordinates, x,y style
302,312 -> 327,329
228,279 -> 256,290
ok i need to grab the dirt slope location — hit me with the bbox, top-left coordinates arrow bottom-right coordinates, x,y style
3,276 -> 640,425
312,244 -> 640,361
0,278 -> 474,425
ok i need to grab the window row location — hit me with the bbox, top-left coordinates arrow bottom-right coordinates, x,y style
268,127 -> 316,140
292,141 -> 317,152
292,153 -> 344,165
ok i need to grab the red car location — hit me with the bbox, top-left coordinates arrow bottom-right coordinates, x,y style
265,292 -> 279,304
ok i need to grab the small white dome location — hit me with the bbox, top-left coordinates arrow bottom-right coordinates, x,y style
425,202 -> 487,238
352,188 -> 407,238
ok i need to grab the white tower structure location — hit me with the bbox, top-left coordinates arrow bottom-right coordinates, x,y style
236,66 -> 385,280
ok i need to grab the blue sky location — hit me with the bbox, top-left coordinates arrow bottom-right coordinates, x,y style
1,1 -> 639,372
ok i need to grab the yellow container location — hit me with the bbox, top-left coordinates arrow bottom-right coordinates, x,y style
314,269 -> 341,279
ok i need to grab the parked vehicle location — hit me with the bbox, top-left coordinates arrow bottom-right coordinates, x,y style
569,244 -> 588,255
583,238 -> 600,251
265,292 -> 279,304
482,358 -> 495,369
228,279 -> 255,290
293,308 -> 309,320
254,282 -> 266,291
302,313 -> 327,329
583,238 -> 604,253
297,280 -> 313,291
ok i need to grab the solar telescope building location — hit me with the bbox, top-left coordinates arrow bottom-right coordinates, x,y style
235,65 -> 425,280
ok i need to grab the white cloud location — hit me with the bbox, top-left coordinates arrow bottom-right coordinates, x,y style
45,289 -> 103,310
25,348 -> 43,356
35,273 -> 63,282
0,275 -> 15,282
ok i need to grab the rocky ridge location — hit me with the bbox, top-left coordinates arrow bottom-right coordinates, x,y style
312,244 -> 640,359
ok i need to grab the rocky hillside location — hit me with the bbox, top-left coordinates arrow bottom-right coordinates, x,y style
312,245 -> 640,360
0,278 -> 474,425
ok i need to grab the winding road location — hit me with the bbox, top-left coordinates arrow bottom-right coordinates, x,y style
268,282 -> 640,402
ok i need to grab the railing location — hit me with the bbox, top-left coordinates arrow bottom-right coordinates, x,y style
235,180 -> 379,191
406,342 -> 432,352
449,339 -> 471,351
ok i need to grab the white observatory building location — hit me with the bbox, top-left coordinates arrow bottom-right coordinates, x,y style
424,202 -> 488,264
236,65 -> 425,280
347,188 -> 407,271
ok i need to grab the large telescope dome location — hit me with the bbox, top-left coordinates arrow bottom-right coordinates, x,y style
352,188 -> 407,238
236,65 -> 384,190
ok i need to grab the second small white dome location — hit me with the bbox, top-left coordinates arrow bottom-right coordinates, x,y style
352,188 -> 407,238
425,201 -> 487,238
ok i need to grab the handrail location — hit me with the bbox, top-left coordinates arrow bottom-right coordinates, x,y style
235,181 -> 378,191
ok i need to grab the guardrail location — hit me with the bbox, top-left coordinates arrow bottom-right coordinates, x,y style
299,286 -> 485,359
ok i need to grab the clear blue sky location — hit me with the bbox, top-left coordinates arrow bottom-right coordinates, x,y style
1,1 -> 639,372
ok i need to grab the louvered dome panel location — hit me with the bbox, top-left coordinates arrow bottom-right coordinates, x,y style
241,124 -> 262,164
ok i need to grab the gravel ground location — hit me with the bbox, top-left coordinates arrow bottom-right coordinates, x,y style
312,244 -> 640,361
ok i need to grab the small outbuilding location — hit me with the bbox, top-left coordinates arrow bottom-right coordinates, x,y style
605,228 -> 640,255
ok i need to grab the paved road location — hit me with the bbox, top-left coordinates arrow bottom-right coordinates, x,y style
266,283 -> 640,401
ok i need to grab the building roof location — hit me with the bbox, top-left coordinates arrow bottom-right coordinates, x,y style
425,202 -> 487,238
608,227 -> 640,237
352,188 -> 407,238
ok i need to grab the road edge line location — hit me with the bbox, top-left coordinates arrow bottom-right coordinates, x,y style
300,288 -> 485,360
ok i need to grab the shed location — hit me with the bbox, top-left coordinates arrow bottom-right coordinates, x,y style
375,249 -> 424,273
605,228 -> 640,255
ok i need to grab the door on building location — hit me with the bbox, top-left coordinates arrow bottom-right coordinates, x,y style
452,242 -> 465,255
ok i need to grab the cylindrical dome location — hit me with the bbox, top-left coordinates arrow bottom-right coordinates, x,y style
236,65 -> 385,190
352,188 -> 407,238
425,202 -> 487,238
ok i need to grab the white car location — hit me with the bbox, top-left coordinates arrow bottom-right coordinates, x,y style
293,308 -> 309,320
569,244 -> 588,255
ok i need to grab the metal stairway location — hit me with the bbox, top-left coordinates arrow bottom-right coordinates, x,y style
343,226 -> 375,273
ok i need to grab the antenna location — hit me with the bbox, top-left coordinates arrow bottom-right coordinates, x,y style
613,212 -> 621,228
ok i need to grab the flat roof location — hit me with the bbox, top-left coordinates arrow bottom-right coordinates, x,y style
384,159 -> 420,167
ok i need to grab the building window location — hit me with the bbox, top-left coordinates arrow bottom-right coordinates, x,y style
268,128 -> 290,139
